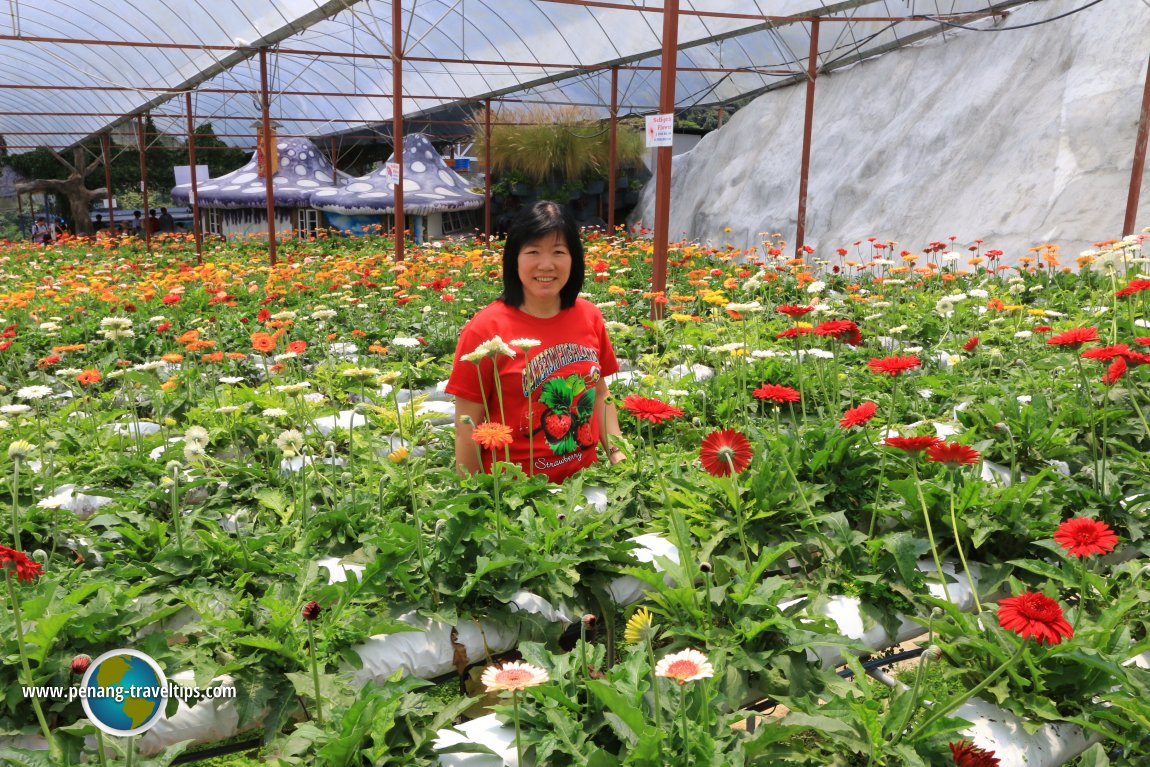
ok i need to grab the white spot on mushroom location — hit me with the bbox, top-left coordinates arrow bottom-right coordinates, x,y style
297,179 -> 319,188
316,171 -> 333,183
434,187 -> 461,196
233,172 -> 258,184
411,161 -> 427,173
346,182 -> 374,192
402,180 -> 420,191
437,170 -> 457,185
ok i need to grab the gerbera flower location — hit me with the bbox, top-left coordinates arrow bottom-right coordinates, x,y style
867,355 -> 922,375
1103,356 -> 1127,385
776,327 -> 814,339
1114,278 -> 1150,297
962,336 -> 980,352
813,319 -> 863,346
1080,344 -> 1130,361
0,545 -> 44,582
1135,336 -> 1150,346
251,332 -> 276,353
752,384 -> 800,403
481,661 -> 550,692
1045,326 -> 1098,347
624,607 -> 657,645
699,429 -> 753,476
1053,518 -> 1119,558
883,436 -> 943,453
949,741 -> 1000,767
1033,325 -> 1053,333
76,369 -> 101,385
777,304 -> 815,317
655,648 -> 714,685
620,395 -> 685,423
839,402 -> 877,428
925,441 -> 981,467
997,592 -> 1073,646
302,601 -> 322,621
471,422 -> 514,450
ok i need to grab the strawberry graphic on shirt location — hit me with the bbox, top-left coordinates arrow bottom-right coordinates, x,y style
538,375 -> 595,455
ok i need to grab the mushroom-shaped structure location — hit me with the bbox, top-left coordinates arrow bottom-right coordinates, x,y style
310,133 -> 482,240
172,138 -> 348,239
172,137 -> 342,208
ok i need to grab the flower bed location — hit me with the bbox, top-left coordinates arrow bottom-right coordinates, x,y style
0,230 -> 1147,764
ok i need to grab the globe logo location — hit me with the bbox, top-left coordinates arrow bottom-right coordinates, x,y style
79,649 -> 168,736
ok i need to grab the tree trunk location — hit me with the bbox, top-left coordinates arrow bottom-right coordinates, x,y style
13,147 -> 106,236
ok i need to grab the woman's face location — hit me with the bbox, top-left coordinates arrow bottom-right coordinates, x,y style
517,230 -> 571,310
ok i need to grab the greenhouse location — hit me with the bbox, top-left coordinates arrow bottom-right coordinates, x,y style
1,1 -> 1149,766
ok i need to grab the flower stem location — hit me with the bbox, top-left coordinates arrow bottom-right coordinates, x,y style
948,470 -> 981,614
911,461 -> 952,604
306,619 -> 324,725
778,444 -> 816,523
169,466 -> 184,554
1075,555 -> 1089,632
96,730 -> 109,767
11,458 -> 20,549
4,571 -> 58,759
913,643 -> 1025,737
724,456 -> 751,569
678,683 -> 691,767
512,691 -> 524,767
645,639 -> 664,759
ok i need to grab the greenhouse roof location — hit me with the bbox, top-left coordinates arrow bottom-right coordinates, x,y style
0,0 -> 1038,153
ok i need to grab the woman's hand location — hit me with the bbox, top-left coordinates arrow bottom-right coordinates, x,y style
607,445 -> 626,465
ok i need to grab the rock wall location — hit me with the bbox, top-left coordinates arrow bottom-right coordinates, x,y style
634,0 -> 1150,264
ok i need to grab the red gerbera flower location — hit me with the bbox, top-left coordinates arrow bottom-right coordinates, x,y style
1045,326 -> 1098,348
699,429 -> 753,477
777,304 -> 815,318
752,384 -> 801,403
949,741 -> 1001,767
0,545 -> 43,582
1053,517 -> 1119,558
776,326 -> 814,339
925,441 -> 981,467
1135,336 -> 1150,346
868,355 -> 922,376
1122,349 -> 1150,366
962,336 -> 980,352
884,435 -> 943,453
1103,356 -> 1127,385
620,395 -> 685,424
839,401 -> 878,428
1114,278 -> 1150,297
997,592 -> 1073,646
813,320 -> 862,346
1080,344 -> 1130,361
1033,325 -> 1053,333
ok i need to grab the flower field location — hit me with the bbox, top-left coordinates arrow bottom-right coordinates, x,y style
1,229 -> 1149,766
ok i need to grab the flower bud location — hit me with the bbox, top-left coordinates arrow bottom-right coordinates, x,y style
582,614 -> 597,627
31,549 -> 48,565
302,601 -> 322,621
923,645 -> 943,663
71,654 -> 92,676
699,561 -> 713,573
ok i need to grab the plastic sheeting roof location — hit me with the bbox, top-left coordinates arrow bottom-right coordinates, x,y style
0,0 -> 1037,153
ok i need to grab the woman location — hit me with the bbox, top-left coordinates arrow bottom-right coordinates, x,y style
446,201 -> 625,482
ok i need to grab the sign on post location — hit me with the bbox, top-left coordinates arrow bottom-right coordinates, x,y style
645,114 -> 674,148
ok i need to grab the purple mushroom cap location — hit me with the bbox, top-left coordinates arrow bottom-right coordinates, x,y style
172,138 -> 345,208
309,133 -> 482,215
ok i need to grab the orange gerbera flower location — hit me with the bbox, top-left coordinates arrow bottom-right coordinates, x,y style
251,332 -> 276,353
76,369 -> 101,386
472,422 -> 514,451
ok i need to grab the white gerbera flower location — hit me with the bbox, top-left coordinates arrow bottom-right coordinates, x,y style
275,429 -> 306,457
16,385 -> 52,400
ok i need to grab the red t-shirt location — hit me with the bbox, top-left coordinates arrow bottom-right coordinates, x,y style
446,298 -> 620,483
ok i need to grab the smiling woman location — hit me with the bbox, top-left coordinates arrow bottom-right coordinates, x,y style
445,201 -> 626,483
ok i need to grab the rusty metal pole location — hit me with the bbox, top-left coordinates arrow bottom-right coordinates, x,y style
184,91 -> 203,262
484,97 -> 492,241
795,19 -> 820,257
15,187 -> 23,239
100,132 -> 115,228
259,47 -> 278,265
650,0 -> 680,321
137,114 -> 151,252
329,136 -> 339,187
392,0 -> 405,262
1124,52 -> 1150,236
608,66 -> 619,235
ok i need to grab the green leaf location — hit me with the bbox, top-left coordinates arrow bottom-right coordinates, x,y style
586,679 -> 650,740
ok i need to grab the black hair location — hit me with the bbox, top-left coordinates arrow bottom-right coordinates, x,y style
500,200 -> 584,310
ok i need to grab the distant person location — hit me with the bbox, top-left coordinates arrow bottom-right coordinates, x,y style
158,207 -> 175,232
130,211 -> 143,233
94,214 -> 106,231
147,209 -> 161,235
31,216 -> 56,244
